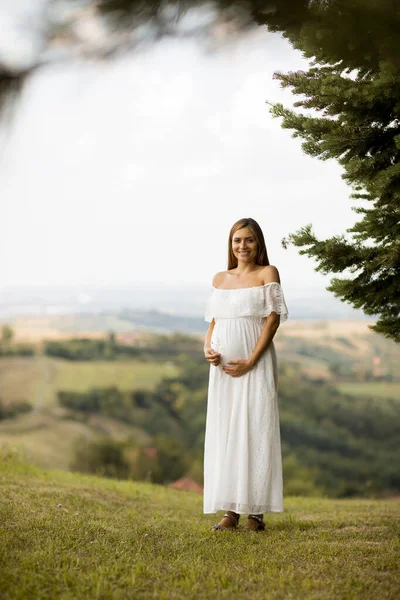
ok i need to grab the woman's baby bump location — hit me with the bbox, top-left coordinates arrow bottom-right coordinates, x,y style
211,331 -> 247,367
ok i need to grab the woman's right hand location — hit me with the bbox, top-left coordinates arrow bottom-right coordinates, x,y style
204,345 -> 221,366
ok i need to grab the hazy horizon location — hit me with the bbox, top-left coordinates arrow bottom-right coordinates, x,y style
0,281 -> 374,321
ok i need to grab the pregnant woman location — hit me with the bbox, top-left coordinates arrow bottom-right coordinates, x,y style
203,217 -> 289,532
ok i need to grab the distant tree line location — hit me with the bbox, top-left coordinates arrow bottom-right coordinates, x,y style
0,398 -> 32,420
66,354 -> 400,498
0,325 -> 36,357
44,332 -> 202,361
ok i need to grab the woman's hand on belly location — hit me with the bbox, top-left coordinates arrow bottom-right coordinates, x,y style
222,359 -> 253,378
204,345 -> 221,366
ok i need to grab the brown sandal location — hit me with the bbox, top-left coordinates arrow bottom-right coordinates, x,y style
211,512 -> 240,531
244,514 -> 266,531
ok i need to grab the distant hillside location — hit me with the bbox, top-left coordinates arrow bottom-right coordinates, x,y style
1,317 -> 399,503
0,357 -> 175,470
1,337 -> 399,499
276,320 -> 400,390
119,309 -> 206,333
0,310 -> 206,336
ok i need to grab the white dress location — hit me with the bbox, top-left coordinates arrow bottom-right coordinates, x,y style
203,282 -> 289,515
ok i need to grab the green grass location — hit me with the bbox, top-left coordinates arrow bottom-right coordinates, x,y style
1,451 -> 399,600
0,356 -> 177,408
336,381 -> 400,401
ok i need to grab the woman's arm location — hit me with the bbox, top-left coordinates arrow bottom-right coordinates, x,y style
204,319 -> 221,366
204,319 -> 215,350
248,314 -> 280,367
204,270 -> 225,366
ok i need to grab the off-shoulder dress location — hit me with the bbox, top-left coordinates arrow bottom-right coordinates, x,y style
203,282 -> 289,515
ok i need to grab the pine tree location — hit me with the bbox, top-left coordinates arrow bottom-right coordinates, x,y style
261,0 -> 400,343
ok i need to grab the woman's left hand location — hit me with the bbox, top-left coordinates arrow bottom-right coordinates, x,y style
222,359 -> 253,378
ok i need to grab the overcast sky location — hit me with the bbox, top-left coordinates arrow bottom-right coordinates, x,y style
1,3 -> 362,298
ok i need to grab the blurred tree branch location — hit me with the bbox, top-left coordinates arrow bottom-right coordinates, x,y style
0,1 -> 307,115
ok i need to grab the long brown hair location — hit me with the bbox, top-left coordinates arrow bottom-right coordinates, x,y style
228,218 -> 270,270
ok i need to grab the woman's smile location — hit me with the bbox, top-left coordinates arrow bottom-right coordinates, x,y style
232,227 -> 258,262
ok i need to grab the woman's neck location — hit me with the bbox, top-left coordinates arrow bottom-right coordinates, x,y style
234,262 -> 259,276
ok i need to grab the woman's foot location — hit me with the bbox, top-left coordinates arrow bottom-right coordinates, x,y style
244,514 -> 266,531
211,511 -> 240,531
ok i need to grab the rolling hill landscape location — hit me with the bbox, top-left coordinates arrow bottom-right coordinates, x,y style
0,311 -> 399,501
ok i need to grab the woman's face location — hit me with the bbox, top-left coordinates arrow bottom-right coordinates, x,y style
232,227 -> 258,264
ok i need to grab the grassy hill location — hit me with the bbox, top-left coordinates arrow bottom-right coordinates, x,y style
0,323 -> 399,497
0,356 -> 175,469
1,451 -> 399,600
276,320 -> 400,388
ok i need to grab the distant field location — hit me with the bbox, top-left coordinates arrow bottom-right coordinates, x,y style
336,382 -> 400,400
281,319 -> 377,338
0,314 -> 144,341
0,356 -> 178,408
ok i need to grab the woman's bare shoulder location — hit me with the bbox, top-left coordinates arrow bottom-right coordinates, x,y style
260,265 -> 281,284
212,271 -> 229,288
